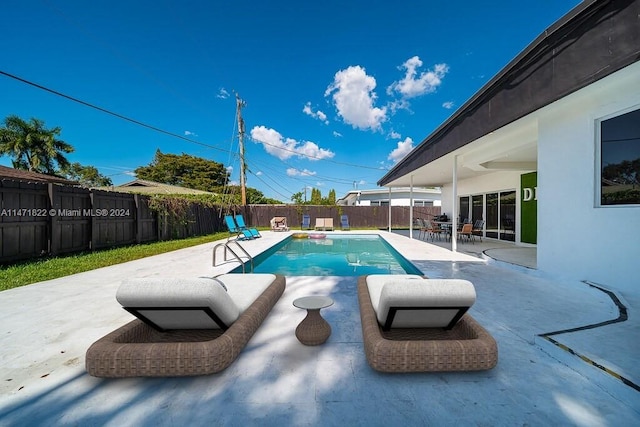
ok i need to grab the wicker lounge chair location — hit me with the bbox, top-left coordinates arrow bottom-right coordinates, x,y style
86,274 -> 285,377
357,275 -> 498,372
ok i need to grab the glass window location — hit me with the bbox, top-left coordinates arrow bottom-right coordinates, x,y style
459,196 -> 470,223
500,191 -> 516,242
600,108 -> 640,205
472,195 -> 483,223
486,193 -> 499,239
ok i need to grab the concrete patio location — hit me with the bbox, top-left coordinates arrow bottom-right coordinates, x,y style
1,231 -> 638,426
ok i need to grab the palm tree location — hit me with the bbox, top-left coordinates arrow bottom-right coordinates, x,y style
0,115 -> 74,174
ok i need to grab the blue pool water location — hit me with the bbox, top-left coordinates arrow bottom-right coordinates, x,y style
232,234 -> 422,276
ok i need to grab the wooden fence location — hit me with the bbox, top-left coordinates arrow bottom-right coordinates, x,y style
240,204 -> 440,230
1,178 -> 439,263
0,180 -> 162,263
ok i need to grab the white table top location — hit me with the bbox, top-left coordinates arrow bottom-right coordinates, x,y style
293,296 -> 334,310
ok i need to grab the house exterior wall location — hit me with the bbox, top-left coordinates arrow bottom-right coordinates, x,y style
338,189 -> 441,206
438,62 -> 640,293
537,62 -> 640,293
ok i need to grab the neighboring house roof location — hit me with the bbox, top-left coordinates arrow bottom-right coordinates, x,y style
0,165 -> 78,185
379,0 -> 640,187
98,179 -> 214,195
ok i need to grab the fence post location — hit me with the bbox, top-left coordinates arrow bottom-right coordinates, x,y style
47,183 -> 59,256
134,194 -> 142,243
90,191 -> 97,251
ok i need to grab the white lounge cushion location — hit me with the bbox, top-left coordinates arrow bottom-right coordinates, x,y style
367,276 -> 476,328
215,273 -> 276,313
366,274 -> 423,315
117,277 -> 240,330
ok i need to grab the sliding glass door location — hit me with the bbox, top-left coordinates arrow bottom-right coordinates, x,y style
459,196 -> 470,223
486,193 -> 499,239
472,195 -> 483,223
484,191 -> 515,241
500,191 -> 516,241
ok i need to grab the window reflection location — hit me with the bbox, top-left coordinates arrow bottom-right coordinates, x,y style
601,108 -> 640,205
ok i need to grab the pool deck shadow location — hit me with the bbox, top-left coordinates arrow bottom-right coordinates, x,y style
1,230 -> 638,426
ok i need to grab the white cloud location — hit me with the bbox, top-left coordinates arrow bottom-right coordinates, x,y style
226,166 -> 233,173
287,168 -> 316,177
389,130 -> 401,139
387,56 -> 449,98
387,137 -> 414,163
216,88 -> 230,99
250,125 -> 335,161
332,131 -> 342,137
256,171 -> 263,176
387,98 -> 411,114
184,130 -> 197,137
442,101 -> 455,109
325,65 -> 387,131
302,102 -> 329,124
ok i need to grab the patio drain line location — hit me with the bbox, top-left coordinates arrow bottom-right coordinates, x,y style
538,280 -> 639,393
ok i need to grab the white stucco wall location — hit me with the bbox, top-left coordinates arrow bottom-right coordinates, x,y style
537,62 -> 640,294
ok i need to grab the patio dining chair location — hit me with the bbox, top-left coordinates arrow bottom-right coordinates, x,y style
416,218 -> 429,240
472,220 -> 485,241
459,223 -> 474,243
427,220 -> 446,241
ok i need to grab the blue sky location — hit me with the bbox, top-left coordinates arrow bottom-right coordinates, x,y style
1,0 -> 580,202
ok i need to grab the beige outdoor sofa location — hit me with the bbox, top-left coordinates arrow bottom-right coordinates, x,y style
357,275 -> 498,372
314,218 -> 334,231
86,274 -> 285,377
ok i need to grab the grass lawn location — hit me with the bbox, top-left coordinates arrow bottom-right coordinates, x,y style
0,233 -> 227,291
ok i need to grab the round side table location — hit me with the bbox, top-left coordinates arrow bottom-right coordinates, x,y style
293,296 -> 334,346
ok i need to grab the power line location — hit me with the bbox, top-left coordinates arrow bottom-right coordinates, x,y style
1,69 -> 385,184
0,69 -> 232,155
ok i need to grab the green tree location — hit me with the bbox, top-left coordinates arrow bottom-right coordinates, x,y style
135,150 -> 229,192
219,185 -> 282,204
0,115 -> 74,174
325,189 -> 337,205
60,162 -> 113,187
291,191 -> 304,204
310,188 -> 322,204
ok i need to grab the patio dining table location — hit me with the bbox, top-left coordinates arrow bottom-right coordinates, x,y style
433,221 -> 453,241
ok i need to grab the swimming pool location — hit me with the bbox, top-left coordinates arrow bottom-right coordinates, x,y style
232,234 -> 422,276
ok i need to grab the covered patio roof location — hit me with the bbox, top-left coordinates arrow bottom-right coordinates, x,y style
378,0 -> 640,188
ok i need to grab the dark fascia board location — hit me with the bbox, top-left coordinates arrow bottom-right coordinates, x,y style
379,0 -> 640,186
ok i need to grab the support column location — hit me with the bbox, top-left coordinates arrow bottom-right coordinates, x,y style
452,155 -> 458,252
409,176 -> 414,239
388,187 -> 392,232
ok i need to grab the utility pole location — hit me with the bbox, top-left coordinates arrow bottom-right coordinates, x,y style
236,93 -> 247,206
